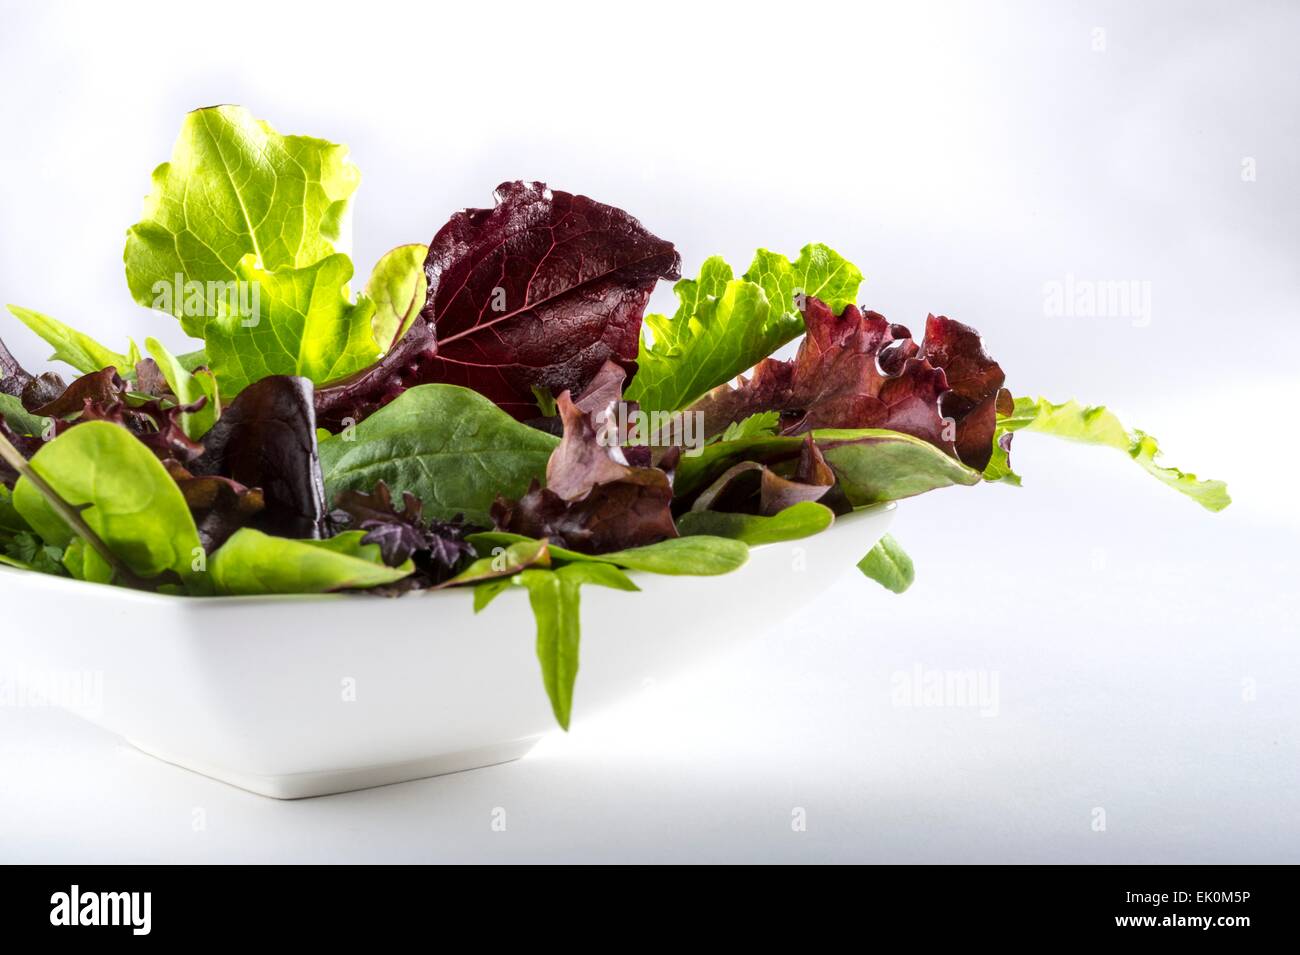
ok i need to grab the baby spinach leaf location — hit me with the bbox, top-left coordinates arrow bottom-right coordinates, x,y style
59,537 -> 115,583
125,106 -> 359,338
319,384 -> 558,525
441,538 -> 551,587
517,569 -> 581,730
366,244 -> 429,352
11,420 -> 203,584
994,396 -> 1230,512
0,484 -> 27,534
569,534 -> 740,574
511,562 -> 638,730
817,430 -> 982,505
468,530 -> 749,576
209,528 -> 412,595
676,501 -> 834,545
144,337 -> 218,439
0,392 -> 50,439
857,533 -> 914,593
547,560 -> 640,592
472,577 -> 513,612
6,305 -> 137,376
675,428 -> 981,504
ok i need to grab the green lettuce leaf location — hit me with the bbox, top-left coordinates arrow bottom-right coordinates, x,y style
366,244 -> 429,352
125,105 -> 359,338
144,336 -> 218,438
6,305 -> 138,375
12,420 -> 203,585
319,384 -> 558,525
625,246 -> 863,416
993,396 -> 1230,511
626,257 -> 794,414
209,529 -> 412,595
676,501 -> 834,545
201,253 -> 379,395
716,410 -> 780,444
743,243 -> 863,321
856,533 -> 914,593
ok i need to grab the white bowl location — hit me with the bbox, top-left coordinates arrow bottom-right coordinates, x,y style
0,505 -> 893,798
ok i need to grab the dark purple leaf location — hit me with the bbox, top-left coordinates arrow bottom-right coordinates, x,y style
30,367 -> 127,418
165,461 -> 266,552
314,322 -> 438,432
331,480 -> 477,589
20,372 -> 69,413
0,420 -> 43,488
0,336 -> 35,397
315,182 -> 680,430
191,376 -> 328,539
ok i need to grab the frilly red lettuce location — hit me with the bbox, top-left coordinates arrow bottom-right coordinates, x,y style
687,297 -> 1006,470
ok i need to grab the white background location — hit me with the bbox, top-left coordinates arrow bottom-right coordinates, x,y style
0,0 -> 1296,862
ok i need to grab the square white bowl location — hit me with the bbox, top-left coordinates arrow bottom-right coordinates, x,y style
0,504 -> 893,798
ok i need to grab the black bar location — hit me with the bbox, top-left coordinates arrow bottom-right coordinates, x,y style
0,864 -> 1288,941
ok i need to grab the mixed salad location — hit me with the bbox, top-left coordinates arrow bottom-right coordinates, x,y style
0,107 -> 1228,728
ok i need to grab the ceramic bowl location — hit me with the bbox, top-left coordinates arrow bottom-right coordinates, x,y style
0,504 -> 893,798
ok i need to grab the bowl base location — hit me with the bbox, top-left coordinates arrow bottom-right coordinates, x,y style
125,736 -> 541,799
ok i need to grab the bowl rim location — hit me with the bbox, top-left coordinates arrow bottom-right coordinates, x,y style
0,502 -> 895,608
